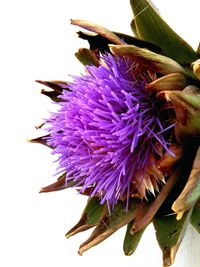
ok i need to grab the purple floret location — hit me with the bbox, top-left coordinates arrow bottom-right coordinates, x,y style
46,53 -> 173,208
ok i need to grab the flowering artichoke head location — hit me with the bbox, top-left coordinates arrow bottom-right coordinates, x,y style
31,0 -> 200,266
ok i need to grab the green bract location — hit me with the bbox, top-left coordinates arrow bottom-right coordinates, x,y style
130,0 -> 198,66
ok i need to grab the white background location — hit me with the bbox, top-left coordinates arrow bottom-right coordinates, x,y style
1,1 -> 200,266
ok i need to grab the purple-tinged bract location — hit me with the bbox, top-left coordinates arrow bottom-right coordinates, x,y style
46,53 -> 173,208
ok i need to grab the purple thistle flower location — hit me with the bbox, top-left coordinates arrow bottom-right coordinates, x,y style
46,53 -> 174,209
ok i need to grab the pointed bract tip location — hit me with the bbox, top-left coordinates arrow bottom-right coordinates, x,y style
65,233 -> 71,239
27,137 -> 40,144
39,188 -> 46,193
163,249 -> 173,267
70,19 -> 75,24
35,122 -> 45,129
35,79 -> 42,84
78,248 -> 83,256
176,212 -> 184,221
192,59 -> 200,80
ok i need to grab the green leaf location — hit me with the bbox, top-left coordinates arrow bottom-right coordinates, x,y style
66,198 -> 104,238
196,43 -> 200,56
130,18 -> 138,37
123,221 -> 145,256
153,210 -> 191,266
172,147 -> 200,219
78,199 -> 142,255
197,43 -> 200,57
130,0 -> 198,65
190,199 -> 200,233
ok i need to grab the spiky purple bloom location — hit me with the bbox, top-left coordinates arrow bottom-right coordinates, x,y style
46,53 -> 173,208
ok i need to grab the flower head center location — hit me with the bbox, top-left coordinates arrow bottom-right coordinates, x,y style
46,53 -> 173,207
